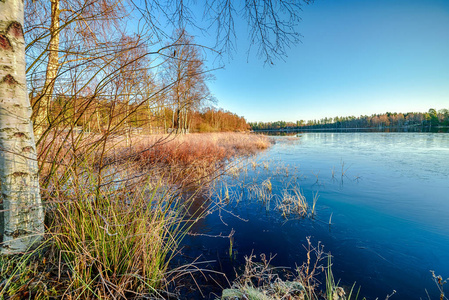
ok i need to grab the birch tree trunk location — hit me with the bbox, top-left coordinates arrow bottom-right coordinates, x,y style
0,0 -> 44,254
36,0 -> 60,132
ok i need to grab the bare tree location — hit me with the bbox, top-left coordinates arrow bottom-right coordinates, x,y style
25,0 -> 128,135
164,29 -> 214,133
1,0 -> 312,254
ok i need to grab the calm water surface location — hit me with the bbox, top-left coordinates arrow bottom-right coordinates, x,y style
180,133 -> 449,299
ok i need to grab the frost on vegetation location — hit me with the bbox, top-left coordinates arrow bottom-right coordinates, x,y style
276,188 -> 309,218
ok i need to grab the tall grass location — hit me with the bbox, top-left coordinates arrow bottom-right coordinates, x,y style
0,242 -> 54,299
0,173 -> 192,299
1,132 -> 271,299
50,177 -> 188,298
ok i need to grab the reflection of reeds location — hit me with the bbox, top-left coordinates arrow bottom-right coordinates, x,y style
311,192 -> 319,218
341,159 -> 350,177
214,158 -> 319,220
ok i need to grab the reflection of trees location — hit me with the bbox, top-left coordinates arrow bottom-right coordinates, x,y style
184,192 -> 211,234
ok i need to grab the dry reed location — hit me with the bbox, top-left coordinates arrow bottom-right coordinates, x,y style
37,132 -> 272,191
220,238 -> 355,300
106,133 -> 272,187
0,132 -> 272,299
276,188 -> 310,218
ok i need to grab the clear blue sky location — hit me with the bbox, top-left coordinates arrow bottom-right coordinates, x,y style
195,0 -> 449,123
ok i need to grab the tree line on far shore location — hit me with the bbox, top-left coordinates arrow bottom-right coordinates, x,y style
250,108 -> 449,131
47,93 -> 250,134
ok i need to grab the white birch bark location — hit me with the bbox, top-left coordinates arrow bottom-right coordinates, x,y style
36,0 -> 60,132
0,0 -> 44,254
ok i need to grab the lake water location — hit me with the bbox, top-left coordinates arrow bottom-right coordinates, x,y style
179,132 -> 449,299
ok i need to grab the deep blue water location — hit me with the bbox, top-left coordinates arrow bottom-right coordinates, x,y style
179,133 -> 449,299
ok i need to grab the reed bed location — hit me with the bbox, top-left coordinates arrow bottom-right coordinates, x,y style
50,179 -> 186,299
37,132 -> 272,192
124,133 -> 271,181
1,132 -> 272,299
0,174 -> 192,299
111,132 -> 271,164
110,133 -> 271,188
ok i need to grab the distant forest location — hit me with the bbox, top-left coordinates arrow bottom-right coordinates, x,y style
250,109 -> 449,131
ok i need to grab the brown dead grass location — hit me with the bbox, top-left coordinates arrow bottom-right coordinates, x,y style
130,133 -> 270,164
117,133 -> 273,186
37,132 -> 272,191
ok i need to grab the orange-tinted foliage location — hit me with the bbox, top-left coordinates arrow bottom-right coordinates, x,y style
38,132 -> 272,189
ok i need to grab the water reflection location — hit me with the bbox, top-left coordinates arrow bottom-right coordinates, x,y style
180,132 -> 449,299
